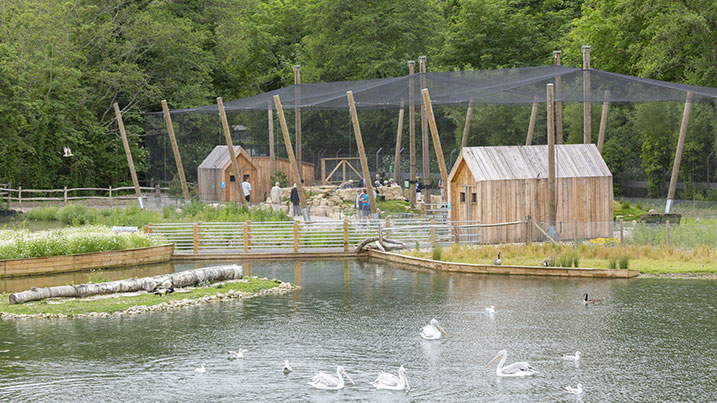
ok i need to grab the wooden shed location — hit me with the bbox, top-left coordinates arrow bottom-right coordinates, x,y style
448,144 -> 613,243
197,146 -> 314,202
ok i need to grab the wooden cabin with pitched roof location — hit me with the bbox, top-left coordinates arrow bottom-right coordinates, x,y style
448,144 -> 613,243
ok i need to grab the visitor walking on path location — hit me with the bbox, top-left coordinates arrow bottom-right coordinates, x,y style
242,175 -> 251,203
361,189 -> 371,220
290,184 -> 300,217
270,182 -> 282,212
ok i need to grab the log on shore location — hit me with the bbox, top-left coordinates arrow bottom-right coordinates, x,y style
9,265 -> 243,304
355,237 -> 407,253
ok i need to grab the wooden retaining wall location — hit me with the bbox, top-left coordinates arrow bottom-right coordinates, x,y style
365,250 -> 639,278
0,244 -> 174,278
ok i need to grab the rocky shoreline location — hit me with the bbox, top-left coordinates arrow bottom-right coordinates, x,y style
1,281 -> 297,320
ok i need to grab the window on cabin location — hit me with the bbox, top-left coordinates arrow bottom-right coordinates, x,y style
460,192 -> 466,202
229,175 -> 236,182
471,193 -> 477,204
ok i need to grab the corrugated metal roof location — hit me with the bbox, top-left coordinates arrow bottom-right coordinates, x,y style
197,146 -> 242,170
459,144 -> 611,181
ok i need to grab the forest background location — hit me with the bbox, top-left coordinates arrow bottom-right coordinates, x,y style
0,0 -> 715,200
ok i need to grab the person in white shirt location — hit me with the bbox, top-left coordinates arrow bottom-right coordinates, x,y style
242,175 -> 251,203
270,182 -> 282,212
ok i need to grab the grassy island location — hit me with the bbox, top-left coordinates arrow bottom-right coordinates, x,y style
0,277 -> 290,318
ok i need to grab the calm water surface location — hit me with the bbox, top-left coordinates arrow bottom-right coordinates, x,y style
0,259 -> 715,402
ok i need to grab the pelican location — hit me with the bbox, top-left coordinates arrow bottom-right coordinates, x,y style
308,365 -> 356,390
420,318 -> 448,340
62,147 -> 73,157
194,364 -> 206,374
283,359 -> 293,374
583,293 -> 602,304
493,252 -> 502,265
485,306 -> 496,314
561,351 -> 580,361
562,384 -> 583,395
227,349 -> 248,359
485,350 -> 538,377
370,365 -> 410,392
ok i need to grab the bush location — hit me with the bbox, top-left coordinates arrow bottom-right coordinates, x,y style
431,246 -> 443,261
619,255 -> 630,270
608,258 -> 617,270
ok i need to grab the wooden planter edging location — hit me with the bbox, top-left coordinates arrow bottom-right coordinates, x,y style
0,244 -> 175,278
170,251 -> 357,261
366,250 -> 640,278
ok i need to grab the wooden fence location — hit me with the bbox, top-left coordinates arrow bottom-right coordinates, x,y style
0,186 -> 169,207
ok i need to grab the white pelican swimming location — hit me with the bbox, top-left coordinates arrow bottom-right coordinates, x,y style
227,349 -> 248,359
283,359 -> 293,374
485,350 -> 538,377
561,351 -> 580,361
420,318 -> 448,340
194,364 -> 206,374
308,365 -> 356,390
370,365 -> 410,392
562,384 -> 583,395
485,305 -> 496,314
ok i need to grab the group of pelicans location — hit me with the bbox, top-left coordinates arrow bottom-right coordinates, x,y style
193,294 -> 602,395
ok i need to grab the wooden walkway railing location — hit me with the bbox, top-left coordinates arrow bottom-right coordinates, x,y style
0,186 -> 169,207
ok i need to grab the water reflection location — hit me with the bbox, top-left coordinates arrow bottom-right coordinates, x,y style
0,260 -> 714,402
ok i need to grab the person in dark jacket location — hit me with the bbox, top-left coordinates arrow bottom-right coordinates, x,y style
290,184 -> 300,217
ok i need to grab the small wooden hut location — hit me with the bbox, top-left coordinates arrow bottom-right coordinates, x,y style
448,144 -> 613,243
197,146 -> 314,202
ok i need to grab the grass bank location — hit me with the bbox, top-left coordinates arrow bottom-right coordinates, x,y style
23,202 -> 291,227
0,277 -> 284,317
0,226 -> 157,260
405,243 -> 717,275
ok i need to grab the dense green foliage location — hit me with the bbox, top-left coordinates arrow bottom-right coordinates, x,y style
0,226 -> 156,260
1,0 -> 715,198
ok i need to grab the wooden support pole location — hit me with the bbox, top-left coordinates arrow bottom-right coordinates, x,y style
419,56 -> 430,193
619,218 -> 624,244
597,90 -> 610,153
393,102 -> 405,182
421,88 -> 449,202
321,159 -> 326,185
582,45 -> 592,144
343,218 -> 349,252
192,223 -> 199,255
346,90 -> 377,214
525,99 -> 539,146
268,103 -> 276,177
113,103 -> 142,198
294,65 -> 302,182
243,221 -> 250,253
547,83 -> 557,225
217,97 -> 248,205
408,60 -> 417,204
666,92 -> 693,213
385,217 -> 391,238
342,161 -> 346,183
63,186 -> 68,205
553,51 -> 564,144
293,220 -> 299,252
273,95 -> 307,210
161,100 -> 191,201
526,215 -> 532,245
197,221 -> 203,250
430,217 -> 436,247
461,101 -> 473,149
18,186 -> 21,210
146,222 -> 153,234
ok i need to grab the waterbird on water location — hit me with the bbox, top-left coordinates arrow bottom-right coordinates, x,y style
194,364 -> 206,374
561,351 -> 580,361
485,350 -> 538,377
370,365 -> 410,392
485,306 -> 496,314
562,384 -> 583,395
283,359 -> 293,374
583,293 -> 602,305
227,349 -> 248,359
420,318 -> 448,340
308,366 -> 355,390
493,252 -> 502,265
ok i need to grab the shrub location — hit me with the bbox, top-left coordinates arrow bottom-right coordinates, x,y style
431,246 -> 443,261
619,255 -> 630,270
572,252 -> 580,267
608,258 -> 617,270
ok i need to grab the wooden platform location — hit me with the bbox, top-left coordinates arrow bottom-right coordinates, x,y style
0,244 -> 174,278
365,250 -> 640,278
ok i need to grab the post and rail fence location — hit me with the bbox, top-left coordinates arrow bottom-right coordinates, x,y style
0,186 -> 170,208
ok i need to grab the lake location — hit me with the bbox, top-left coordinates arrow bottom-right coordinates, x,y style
0,259 -> 715,401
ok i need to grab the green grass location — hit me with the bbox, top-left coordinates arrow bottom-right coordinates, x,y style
0,277 -> 281,316
376,199 -> 418,214
405,243 -> 717,275
630,218 -> 717,249
614,200 -> 649,221
0,226 -> 158,260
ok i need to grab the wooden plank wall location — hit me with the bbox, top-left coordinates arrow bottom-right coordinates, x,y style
251,157 -> 314,203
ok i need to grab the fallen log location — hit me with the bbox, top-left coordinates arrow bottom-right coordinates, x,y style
354,237 -> 407,253
9,265 -> 243,304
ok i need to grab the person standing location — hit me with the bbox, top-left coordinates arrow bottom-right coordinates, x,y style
270,182 -> 282,212
290,184 -> 300,217
242,175 -> 251,203
361,189 -> 370,220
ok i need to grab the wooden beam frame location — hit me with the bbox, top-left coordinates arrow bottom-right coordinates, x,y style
461,101 -> 473,149
419,56 -> 430,191
217,97 -> 248,205
421,88 -> 448,201
582,45 -> 591,144
666,92 -> 693,213
547,83 -> 556,224
553,50 -> 564,144
161,100 -> 190,200
294,65 -> 302,183
597,90 -> 610,153
525,98 -> 539,146
408,60 -> 416,204
113,103 -> 142,198
346,91 -> 377,214
268,102 -> 275,177
393,101 -> 405,182
273,95 -> 307,211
